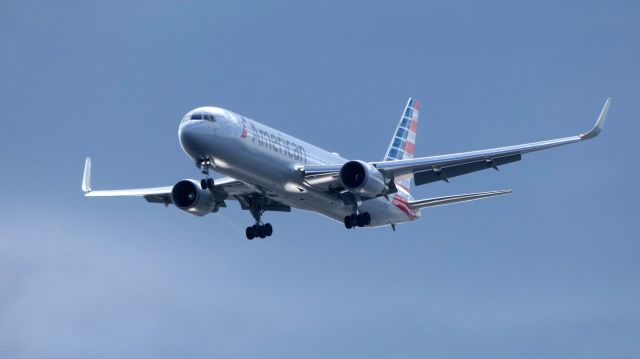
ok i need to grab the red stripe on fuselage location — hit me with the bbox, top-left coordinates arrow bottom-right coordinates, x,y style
392,194 -> 418,220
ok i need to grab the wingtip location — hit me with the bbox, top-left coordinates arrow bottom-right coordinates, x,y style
581,97 -> 611,140
491,189 -> 514,196
82,157 -> 92,193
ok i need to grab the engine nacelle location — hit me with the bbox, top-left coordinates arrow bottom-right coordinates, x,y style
339,160 -> 386,197
171,179 -> 220,216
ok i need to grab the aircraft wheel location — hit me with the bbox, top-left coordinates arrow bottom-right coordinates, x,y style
201,179 -> 208,190
344,216 -> 353,229
258,225 -> 266,238
363,212 -> 371,225
245,227 -> 254,240
264,223 -> 273,236
207,178 -> 214,190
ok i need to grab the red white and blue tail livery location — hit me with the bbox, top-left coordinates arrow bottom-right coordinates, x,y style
384,97 -> 420,192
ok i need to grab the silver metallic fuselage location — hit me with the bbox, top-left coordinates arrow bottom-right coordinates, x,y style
178,107 -> 419,226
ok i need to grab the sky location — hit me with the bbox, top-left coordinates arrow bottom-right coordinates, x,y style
0,0 -> 639,358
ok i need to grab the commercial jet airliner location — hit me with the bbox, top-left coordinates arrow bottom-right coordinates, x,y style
82,98 -> 610,239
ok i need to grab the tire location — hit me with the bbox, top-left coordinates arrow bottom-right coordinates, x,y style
245,227 -> 254,240
264,223 -> 273,236
344,216 -> 353,229
207,178 -> 214,189
201,179 -> 208,190
363,212 -> 371,225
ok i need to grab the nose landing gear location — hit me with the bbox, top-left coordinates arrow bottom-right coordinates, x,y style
200,178 -> 214,190
196,159 -> 215,191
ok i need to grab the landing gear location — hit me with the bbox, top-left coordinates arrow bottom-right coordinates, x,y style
200,178 -> 214,190
245,199 -> 274,240
245,223 -> 273,240
344,212 -> 371,229
197,159 -> 214,191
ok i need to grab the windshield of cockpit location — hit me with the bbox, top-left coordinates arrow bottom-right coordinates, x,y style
182,112 -> 217,123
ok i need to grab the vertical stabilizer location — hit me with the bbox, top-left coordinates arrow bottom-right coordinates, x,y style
383,98 -> 420,191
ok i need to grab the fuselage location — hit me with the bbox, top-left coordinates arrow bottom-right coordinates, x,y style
178,107 -> 420,226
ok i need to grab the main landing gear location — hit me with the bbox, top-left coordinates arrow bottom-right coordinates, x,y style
344,212 -> 371,229
197,159 -> 214,191
246,223 -> 273,240
245,201 -> 274,240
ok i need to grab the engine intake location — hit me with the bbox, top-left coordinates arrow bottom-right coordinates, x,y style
339,160 -> 386,197
171,179 -> 220,216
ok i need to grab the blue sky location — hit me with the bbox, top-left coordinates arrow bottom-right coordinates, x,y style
1,0 -> 639,358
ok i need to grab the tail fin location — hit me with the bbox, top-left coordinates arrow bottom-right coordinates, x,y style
383,98 -> 420,191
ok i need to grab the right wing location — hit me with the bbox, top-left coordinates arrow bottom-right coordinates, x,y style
301,98 -> 611,188
373,98 -> 611,184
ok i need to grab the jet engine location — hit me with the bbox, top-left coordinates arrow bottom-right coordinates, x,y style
339,160 -> 387,197
171,179 -> 220,216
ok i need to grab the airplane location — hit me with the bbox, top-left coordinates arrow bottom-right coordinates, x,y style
82,97 -> 611,239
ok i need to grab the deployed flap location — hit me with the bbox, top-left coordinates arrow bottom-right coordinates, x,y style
236,194 -> 291,212
413,154 -> 521,185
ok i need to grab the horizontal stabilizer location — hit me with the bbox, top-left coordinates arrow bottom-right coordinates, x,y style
407,189 -> 513,209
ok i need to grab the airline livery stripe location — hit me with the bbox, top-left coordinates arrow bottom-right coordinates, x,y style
392,195 -> 418,220
410,120 -> 418,132
407,131 -> 416,144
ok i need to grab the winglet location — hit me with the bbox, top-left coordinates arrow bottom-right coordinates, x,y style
580,97 -> 611,140
82,157 -> 92,193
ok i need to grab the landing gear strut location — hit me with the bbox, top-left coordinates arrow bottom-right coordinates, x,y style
196,159 -> 215,191
245,201 -> 274,240
344,212 -> 371,229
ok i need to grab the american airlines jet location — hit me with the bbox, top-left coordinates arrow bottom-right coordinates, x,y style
82,98 -> 610,239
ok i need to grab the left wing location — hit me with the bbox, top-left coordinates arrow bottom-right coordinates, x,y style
81,157 -> 261,205
302,98 -> 610,188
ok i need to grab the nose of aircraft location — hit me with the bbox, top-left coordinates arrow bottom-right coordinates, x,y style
178,117 -> 209,159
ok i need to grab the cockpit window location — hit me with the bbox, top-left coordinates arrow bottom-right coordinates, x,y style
189,113 -> 216,121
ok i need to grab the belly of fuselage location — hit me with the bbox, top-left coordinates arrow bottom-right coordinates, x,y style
202,136 -> 353,220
